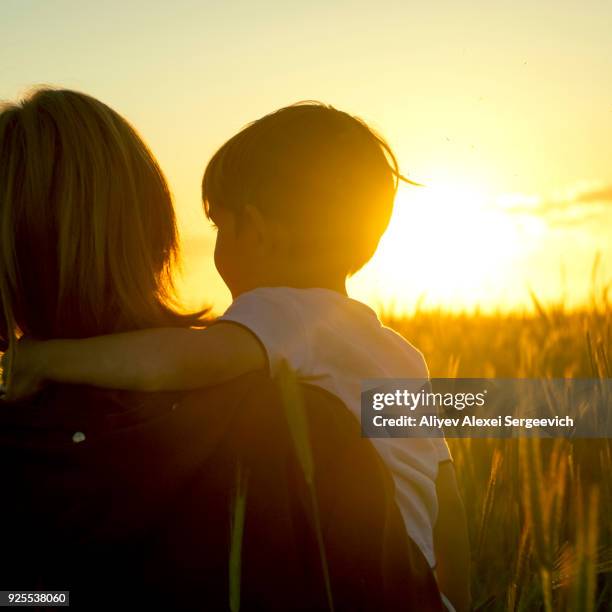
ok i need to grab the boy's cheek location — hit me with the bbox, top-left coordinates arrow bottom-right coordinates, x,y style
214,238 -> 247,294
213,238 -> 232,282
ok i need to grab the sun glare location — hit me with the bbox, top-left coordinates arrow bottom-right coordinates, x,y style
349,182 -> 524,313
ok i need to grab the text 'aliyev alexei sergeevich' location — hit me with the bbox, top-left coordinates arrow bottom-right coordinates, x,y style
361,379 -> 612,439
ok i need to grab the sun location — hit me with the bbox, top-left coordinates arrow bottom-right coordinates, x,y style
349,182 -> 522,313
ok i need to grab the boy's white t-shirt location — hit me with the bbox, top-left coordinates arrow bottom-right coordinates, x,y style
221,286 -> 451,567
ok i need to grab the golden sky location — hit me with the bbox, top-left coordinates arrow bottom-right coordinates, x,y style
2,0 -> 611,313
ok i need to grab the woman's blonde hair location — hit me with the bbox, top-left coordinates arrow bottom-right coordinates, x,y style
0,88 -> 201,356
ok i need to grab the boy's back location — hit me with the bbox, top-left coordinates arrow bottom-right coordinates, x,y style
222,286 -> 452,568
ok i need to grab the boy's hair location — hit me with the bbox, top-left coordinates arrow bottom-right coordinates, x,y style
202,102 -> 413,275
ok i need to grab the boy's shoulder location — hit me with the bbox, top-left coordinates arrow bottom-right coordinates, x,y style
221,287 -> 429,381
378,324 -> 429,379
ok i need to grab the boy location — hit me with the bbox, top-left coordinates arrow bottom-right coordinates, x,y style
4,103 -> 470,610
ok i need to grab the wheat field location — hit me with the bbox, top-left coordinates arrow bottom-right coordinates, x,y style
382,293 -> 611,611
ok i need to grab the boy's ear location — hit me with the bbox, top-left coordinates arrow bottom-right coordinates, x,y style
242,204 -> 288,254
242,204 -> 267,250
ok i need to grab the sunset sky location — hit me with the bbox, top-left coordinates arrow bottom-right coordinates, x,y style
2,0 -> 611,313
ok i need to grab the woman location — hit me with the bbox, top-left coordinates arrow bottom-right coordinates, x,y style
0,89 -> 441,610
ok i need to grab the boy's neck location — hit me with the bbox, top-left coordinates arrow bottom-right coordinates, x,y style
234,271 -> 347,298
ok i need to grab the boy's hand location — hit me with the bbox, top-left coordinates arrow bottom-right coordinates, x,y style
0,339 -> 47,403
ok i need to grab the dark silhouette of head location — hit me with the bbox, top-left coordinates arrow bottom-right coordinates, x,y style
202,102 -> 408,295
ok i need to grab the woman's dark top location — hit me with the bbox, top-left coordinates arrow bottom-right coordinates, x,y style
0,372 -> 441,611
